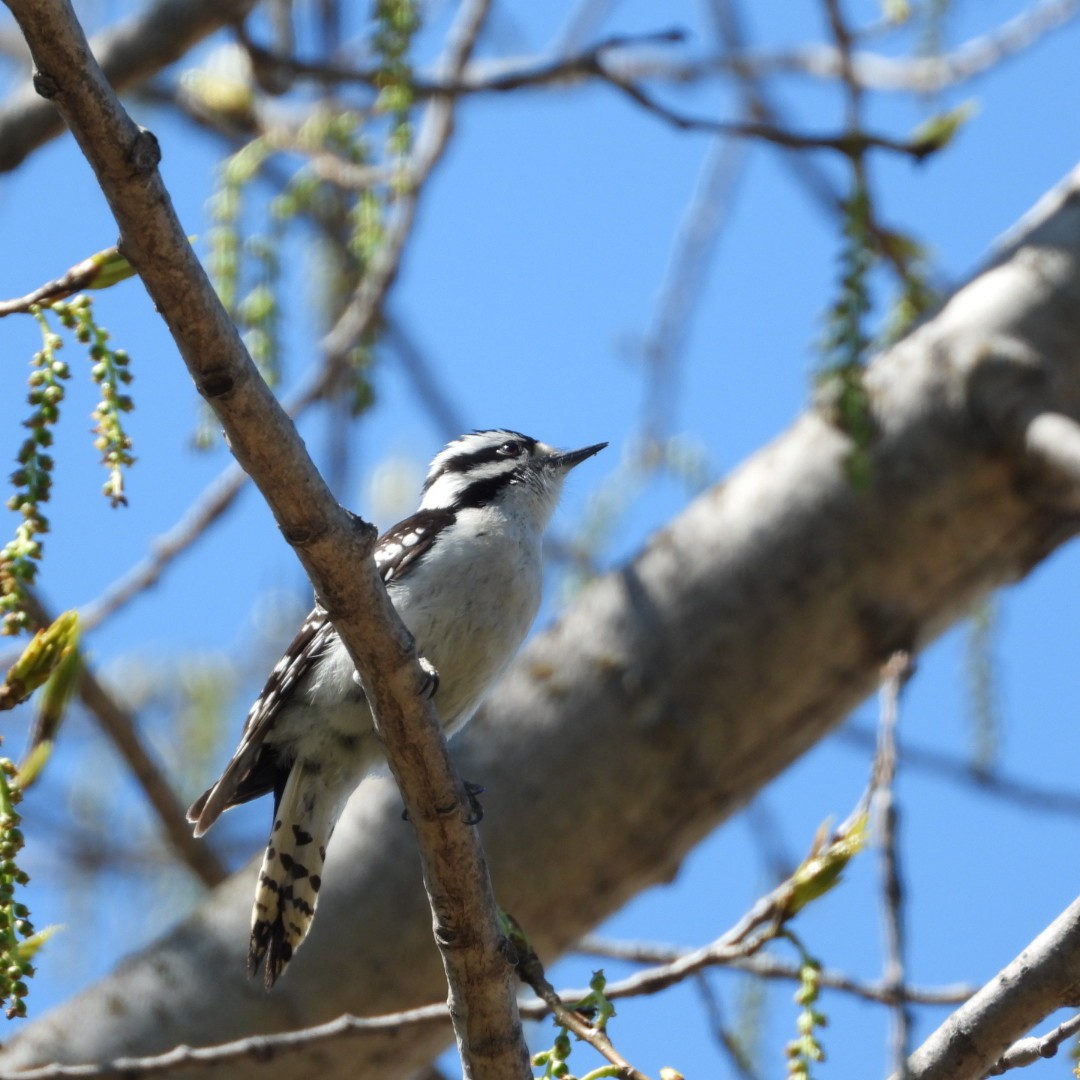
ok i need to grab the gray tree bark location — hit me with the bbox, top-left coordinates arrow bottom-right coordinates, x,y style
2,164 -> 1080,1079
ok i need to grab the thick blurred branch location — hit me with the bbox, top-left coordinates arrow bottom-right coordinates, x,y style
0,0 -> 257,173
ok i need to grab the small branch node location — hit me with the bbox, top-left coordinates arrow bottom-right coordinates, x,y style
31,71 -> 58,99
129,128 -> 161,172
197,371 -> 235,399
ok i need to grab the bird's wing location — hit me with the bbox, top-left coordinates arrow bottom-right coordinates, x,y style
188,507 -> 456,835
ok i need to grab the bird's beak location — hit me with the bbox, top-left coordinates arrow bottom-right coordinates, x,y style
553,442 -> 608,470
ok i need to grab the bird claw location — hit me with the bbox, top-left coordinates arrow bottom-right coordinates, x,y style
461,780 -> 485,825
418,656 -> 440,699
401,779 -> 485,824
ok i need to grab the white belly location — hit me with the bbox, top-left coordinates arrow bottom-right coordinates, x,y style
392,518 -> 543,727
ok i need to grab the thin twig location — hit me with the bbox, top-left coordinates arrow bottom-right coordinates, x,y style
984,1011 -> 1080,1075
239,28 -> 687,93
575,937 -> 975,1007
836,725 -> 1080,818
510,915 -> 650,1080
79,354 -> 337,633
604,71 -> 937,159
21,592 -> 228,888
639,134 -> 745,443
876,651 -> 914,1076
382,316 -> 467,440
4,1007 -> 453,1080
692,972 -> 760,1080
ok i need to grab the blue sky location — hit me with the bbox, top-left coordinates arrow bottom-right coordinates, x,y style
2,1 -> 1080,1076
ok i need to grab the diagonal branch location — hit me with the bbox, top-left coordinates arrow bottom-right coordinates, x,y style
575,937 -> 975,1007
21,591 -> 228,888
3,1 -> 527,1077
897,894 -> 1080,1080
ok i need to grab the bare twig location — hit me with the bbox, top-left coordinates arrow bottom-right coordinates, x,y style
575,937 -> 975,1007
79,460 -> 248,632
21,592 -> 228,888
876,652 -> 914,1076
604,72 -> 937,159
836,725 -> 1080,819
639,135 -> 745,443
383,316 -> 467,440
239,28 -> 687,94
898,893 -> 1080,1079
692,972 -> 760,1080
510,916 -> 650,1080
4,1007 -> 453,1080
79,349 -> 340,634
239,3 -> 1080,99
319,0 -> 494,367
984,1011 -> 1080,1075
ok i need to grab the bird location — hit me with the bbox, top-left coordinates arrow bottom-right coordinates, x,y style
187,429 -> 606,987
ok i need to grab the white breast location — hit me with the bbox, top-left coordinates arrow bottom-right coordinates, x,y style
391,506 -> 544,728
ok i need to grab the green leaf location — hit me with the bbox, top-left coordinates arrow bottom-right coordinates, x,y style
787,814 -> 867,915
0,611 -> 79,711
910,101 -> 979,158
15,924 -> 60,964
81,246 -> 138,292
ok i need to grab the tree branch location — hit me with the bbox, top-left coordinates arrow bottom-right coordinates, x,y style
0,0 -> 257,173
2,1 -> 528,1077
836,725 -> 1080,819
21,591 -> 229,889
984,1011 -> 1080,1075
874,652 -> 914,1076
577,937 -> 975,1007
898,894 -> 1080,1079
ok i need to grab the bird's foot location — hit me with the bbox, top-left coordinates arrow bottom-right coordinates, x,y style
461,780 -> 485,825
418,656 -> 440,699
402,779 -> 485,824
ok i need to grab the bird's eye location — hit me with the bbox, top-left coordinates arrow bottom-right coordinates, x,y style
497,440 -> 522,457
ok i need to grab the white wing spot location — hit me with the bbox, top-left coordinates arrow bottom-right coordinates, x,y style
402,532 -> 421,548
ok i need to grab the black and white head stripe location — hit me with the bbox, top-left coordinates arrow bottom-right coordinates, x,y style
418,429 -> 606,514
421,430 -> 539,512
423,430 -> 537,486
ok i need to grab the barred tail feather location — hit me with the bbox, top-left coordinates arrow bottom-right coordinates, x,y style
249,764 -> 335,988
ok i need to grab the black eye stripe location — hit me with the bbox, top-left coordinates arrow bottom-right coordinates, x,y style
442,445 -> 510,473
429,434 -> 536,477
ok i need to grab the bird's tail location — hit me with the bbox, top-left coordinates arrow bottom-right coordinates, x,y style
248,763 -> 338,988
